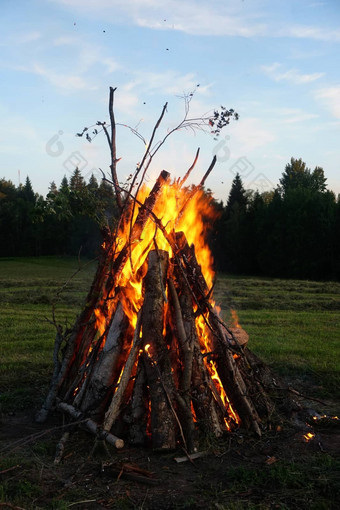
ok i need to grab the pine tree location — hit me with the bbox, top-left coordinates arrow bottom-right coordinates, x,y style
70,168 -> 86,191
21,176 -> 36,203
59,175 -> 70,194
226,173 -> 248,215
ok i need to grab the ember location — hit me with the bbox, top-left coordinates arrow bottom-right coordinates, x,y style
303,432 -> 315,442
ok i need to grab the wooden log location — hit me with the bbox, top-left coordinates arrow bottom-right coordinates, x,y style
58,234 -> 113,399
168,277 -> 199,451
105,170 -> 170,294
174,231 -> 263,435
36,325 -> 64,423
103,309 -> 143,431
59,170 -> 170,407
124,362 -> 149,445
57,402 -> 124,449
210,319 -> 262,436
168,278 -> 193,398
142,250 -> 177,450
54,431 -> 70,465
78,302 -> 129,415
170,271 -> 224,440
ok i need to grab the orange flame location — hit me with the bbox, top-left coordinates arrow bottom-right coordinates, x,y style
303,432 -> 315,442
89,178 -> 241,428
231,309 -> 241,328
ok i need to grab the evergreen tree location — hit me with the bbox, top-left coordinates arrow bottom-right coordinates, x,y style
49,181 -> 58,195
18,176 -> 36,203
69,167 -> 86,191
214,173 -> 248,272
279,158 -> 327,195
226,173 -> 248,215
88,173 -> 99,192
0,178 -> 19,255
59,175 -> 69,193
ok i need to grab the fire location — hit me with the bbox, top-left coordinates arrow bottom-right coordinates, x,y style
196,314 -> 240,427
96,180 -> 218,340
303,432 -> 315,442
89,178 -> 241,430
231,308 -> 241,328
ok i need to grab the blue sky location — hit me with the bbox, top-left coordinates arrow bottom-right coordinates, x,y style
1,0 -> 340,201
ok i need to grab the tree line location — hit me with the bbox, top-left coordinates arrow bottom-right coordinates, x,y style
0,169 -> 118,258
0,158 -> 339,280
212,158 -> 340,281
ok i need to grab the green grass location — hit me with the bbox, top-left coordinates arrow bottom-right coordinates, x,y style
1,258 -> 339,408
194,453 -> 340,510
215,274 -> 340,400
0,257 -> 339,510
0,256 -> 96,410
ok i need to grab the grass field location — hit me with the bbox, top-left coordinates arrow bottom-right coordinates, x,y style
215,275 -> 340,400
0,257 -> 97,412
0,256 -> 339,509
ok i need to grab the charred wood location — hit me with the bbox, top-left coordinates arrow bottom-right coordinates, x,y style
142,250 -> 177,450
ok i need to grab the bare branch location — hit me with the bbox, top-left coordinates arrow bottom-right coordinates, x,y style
127,102 -> 168,199
108,87 -> 123,211
179,148 -> 200,187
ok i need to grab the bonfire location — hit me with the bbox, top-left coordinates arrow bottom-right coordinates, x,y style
37,88 -> 299,454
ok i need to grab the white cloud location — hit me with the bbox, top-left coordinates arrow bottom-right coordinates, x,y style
267,107 -> 319,124
32,63 -> 98,92
315,86 -> 340,119
114,89 -> 140,113
53,35 -> 120,74
123,71 -> 211,98
285,25 -> 340,42
53,0 -> 267,37
228,117 -> 276,156
53,35 -> 80,46
16,31 -> 42,44
262,63 -> 324,84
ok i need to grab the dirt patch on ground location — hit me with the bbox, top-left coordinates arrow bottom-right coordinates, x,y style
1,397 -> 339,510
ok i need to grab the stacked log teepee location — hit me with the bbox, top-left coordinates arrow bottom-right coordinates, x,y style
37,88 -> 299,453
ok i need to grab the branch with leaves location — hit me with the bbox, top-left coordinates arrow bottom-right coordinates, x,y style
76,86 -> 238,209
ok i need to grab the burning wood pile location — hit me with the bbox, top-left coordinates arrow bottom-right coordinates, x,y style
37,88 -> 298,453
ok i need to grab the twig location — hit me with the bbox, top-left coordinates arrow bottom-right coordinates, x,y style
128,102 -> 168,198
285,387 -> 330,406
67,500 -> 97,508
0,420 -> 87,455
0,504 -> 28,510
0,465 -> 21,475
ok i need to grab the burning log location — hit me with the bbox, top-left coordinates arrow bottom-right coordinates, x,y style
124,362 -> 148,445
141,249 -> 177,451
75,301 -> 130,415
103,309 -> 143,430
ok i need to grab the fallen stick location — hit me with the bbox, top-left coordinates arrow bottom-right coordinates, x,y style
0,465 -> 21,475
54,431 -> 70,465
174,451 -> 208,463
57,402 -> 124,449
